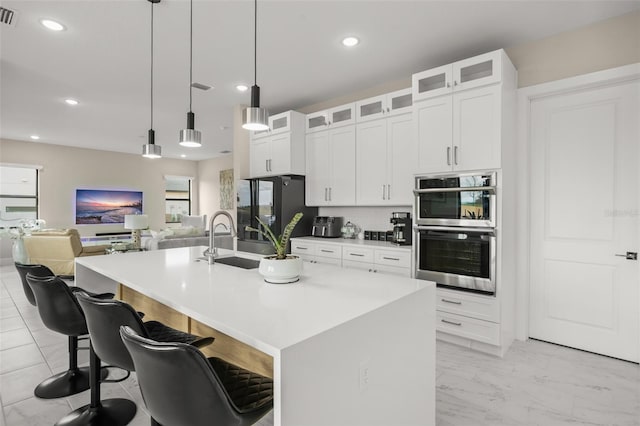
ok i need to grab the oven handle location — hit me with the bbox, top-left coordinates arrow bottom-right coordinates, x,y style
413,186 -> 496,195
414,225 -> 496,236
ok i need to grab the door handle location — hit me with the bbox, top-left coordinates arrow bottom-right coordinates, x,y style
446,147 -> 451,165
615,251 -> 638,260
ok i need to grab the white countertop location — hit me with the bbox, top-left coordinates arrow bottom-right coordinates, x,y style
75,246 -> 430,357
291,236 -> 412,251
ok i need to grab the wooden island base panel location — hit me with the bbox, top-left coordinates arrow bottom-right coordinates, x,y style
118,284 -> 274,379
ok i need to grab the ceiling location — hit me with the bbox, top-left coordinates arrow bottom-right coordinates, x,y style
1,1 -> 639,161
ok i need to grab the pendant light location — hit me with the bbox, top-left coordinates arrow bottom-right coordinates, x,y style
242,0 -> 268,131
142,0 -> 162,159
178,0 -> 202,147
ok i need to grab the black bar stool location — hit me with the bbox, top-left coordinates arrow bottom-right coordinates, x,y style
23,272 -> 111,399
120,325 -> 273,426
62,293 -> 214,426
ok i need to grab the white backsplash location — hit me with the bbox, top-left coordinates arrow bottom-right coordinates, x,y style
317,206 -> 412,238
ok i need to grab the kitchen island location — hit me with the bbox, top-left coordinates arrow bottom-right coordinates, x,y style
75,246 -> 436,426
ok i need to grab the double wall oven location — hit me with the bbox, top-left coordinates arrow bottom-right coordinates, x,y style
414,172 -> 497,294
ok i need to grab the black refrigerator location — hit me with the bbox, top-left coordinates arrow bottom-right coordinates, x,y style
236,175 -> 317,255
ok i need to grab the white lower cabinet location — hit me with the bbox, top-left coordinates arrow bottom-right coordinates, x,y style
436,311 -> 500,346
291,240 -> 342,265
341,245 -> 410,276
436,288 -> 503,350
291,238 -> 410,277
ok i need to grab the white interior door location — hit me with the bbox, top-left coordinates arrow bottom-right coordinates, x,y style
529,80 -> 639,362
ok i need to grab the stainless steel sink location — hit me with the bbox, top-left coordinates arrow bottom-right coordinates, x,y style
197,256 -> 260,269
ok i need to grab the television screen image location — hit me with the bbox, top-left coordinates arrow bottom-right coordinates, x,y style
75,189 -> 143,224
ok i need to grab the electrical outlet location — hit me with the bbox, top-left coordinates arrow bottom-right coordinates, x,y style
359,358 -> 370,390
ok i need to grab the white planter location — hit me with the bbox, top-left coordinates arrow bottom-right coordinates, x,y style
258,255 -> 303,284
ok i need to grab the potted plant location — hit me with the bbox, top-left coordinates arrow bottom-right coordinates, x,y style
245,212 -> 304,284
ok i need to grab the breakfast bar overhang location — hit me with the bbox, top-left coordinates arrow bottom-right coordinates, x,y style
75,246 -> 436,426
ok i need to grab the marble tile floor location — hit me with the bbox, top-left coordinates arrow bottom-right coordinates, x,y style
1,264 -> 638,426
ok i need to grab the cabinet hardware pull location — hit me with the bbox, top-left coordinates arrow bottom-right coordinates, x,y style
615,251 -> 638,260
329,187 -> 332,201
320,249 -> 333,253
350,253 -> 365,257
447,147 -> 451,165
387,184 -> 391,199
368,269 -> 372,272
382,185 -> 386,200
265,159 -> 268,171
441,319 -> 462,326
296,247 -> 308,250
446,82 -> 451,88
387,107 -> 390,113
454,146 -> 458,165
373,269 -> 377,273
453,80 -> 458,86
324,188 -> 328,201
441,298 -> 462,305
382,257 -> 400,261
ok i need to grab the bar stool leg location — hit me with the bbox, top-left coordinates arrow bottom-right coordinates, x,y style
35,336 -> 103,399
55,343 -> 137,426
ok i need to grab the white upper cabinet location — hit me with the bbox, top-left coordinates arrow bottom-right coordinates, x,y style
356,113 -> 414,205
412,50 -> 504,102
305,103 -> 356,133
249,110 -> 306,178
356,88 -> 413,122
413,49 -> 516,173
305,125 -> 356,206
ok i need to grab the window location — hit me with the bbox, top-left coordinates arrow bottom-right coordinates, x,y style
0,165 -> 39,229
165,176 -> 192,223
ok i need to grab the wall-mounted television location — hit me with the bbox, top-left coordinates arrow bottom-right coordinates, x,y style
75,189 -> 143,224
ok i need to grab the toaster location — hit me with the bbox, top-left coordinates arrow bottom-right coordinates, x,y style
311,216 -> 344,238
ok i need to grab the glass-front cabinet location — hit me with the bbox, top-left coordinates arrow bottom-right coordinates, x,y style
356,88 -> 413,122
412,50 -> 504,102
251,111 -> 295,141
305,103 -> 355,133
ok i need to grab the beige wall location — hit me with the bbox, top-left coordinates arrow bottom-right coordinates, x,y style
197,154 -> 234,228
298,11 -> 640,113
0,138 -> 198,236
506,11 -> 640,88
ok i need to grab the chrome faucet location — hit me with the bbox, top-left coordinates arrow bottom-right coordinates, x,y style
204,211 -> 236,265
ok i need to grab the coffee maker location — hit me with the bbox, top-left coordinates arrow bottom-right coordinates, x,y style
390,212 -> 412,245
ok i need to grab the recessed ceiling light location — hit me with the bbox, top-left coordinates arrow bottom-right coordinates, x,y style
342,36 -> 359,47
40,19 -> 65,31
180,154 -> 186,158
30,135 -> 40,140
64,99 -> 79,106
236,84 -> 249,92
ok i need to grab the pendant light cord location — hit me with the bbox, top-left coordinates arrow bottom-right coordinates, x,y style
150,2 -> 154,131
253,0 -> 257,85
189,0 -> 193,112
